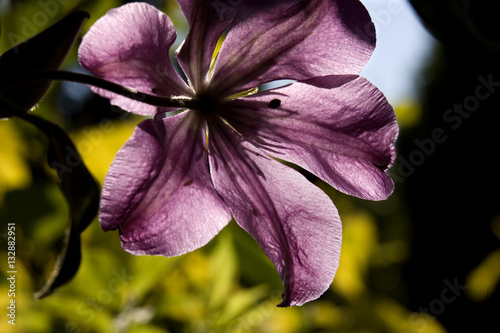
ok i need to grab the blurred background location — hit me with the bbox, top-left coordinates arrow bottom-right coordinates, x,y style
1,0 -> 499,332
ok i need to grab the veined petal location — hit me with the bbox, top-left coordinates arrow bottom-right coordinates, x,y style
208,121 -> 342,306
99,114 -> 232,256
220,75 -> 398,201
78,3 -> 190,115
210,0 -> 375,96
176,0 -> 236,91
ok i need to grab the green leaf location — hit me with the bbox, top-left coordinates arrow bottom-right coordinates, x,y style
215,285 -> 270,328
0,10 -> 89,116
208,229 -> 237,309
0,99 -> 100,299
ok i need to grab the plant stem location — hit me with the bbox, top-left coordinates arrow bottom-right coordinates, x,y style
3,70 -> 197,109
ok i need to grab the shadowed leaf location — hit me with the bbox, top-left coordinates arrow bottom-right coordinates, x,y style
0,100 -> 99,299
410,0 -> 500,51
0,10 -> 89,117
0,10 -> 97,297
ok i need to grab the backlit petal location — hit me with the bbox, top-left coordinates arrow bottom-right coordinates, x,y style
176,0 -> 236,90
208,121 -> 342,306
210,0 -> 375,96
79,3 -> 190,115
100,114 -> 232,256
220,75 -> 398,200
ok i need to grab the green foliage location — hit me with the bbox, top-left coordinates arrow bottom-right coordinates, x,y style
2,1 -> 497,332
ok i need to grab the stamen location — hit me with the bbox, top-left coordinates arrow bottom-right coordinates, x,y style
225,87 -> 259,101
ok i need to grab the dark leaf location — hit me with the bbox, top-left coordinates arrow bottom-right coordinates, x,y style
410,0 -> 500,51
0,100 -> 100,299
0,10 -> 89,117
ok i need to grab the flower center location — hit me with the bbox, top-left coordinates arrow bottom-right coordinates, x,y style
193,92 -> 218,116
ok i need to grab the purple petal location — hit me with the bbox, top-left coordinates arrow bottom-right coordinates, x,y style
208,121 -> 342,306
78,3 -> 190,115
210,0 -> 375,96
176,0 -> 236,91
220,75 -> 398,201
99,114 -> 232,256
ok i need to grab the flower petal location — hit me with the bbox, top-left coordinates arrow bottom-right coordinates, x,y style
78,3 -> 190,115
220,75 -> 398,201
208,121 -> 342,306
176,0 -> 236,90
210,0 -> 375,96
100,114 -> 232,256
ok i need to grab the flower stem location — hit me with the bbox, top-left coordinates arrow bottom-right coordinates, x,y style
3,70 -> 196,109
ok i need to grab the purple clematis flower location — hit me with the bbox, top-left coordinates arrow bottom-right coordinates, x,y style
78,0 -> 398,306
